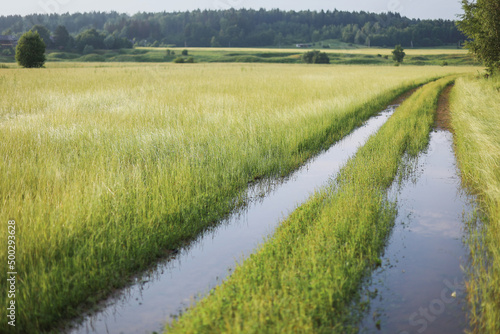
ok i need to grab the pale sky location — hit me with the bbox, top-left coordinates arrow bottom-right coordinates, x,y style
2,0 -> 463,20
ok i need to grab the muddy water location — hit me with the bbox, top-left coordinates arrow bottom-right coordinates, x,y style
359,129 -> 475,334
69,106 -> 397,334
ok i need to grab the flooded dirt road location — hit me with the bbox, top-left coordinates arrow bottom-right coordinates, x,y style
70,106 -> 398,334
359,86 -> 475,334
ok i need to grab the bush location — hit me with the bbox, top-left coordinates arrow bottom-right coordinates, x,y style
78,54 -> 106,62
186,57 -> 195,63
15,30 -> 46,68
47,52 -> 81,60
392,44 -> 406,63
302,50 -> 330,64
174,57 -> 185,63
131,49 -> 148,55
182,49 -> 188,56
82,45 -> 95,55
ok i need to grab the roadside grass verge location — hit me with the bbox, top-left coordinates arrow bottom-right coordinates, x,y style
0,65 -> 461,332
167,76 -> 456,333
450,76 -> 500,333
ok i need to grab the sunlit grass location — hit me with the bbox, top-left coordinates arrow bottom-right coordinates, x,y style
450,75 -> 500,333
166,77 -> 456,333
0,64 -> 472,332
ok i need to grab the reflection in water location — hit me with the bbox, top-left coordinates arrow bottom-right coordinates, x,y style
70,108 -> 397,334
359,130 -> 475,334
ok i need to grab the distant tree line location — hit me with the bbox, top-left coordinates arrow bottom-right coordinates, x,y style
8,24 -> 132,52
0,9 -> 465,49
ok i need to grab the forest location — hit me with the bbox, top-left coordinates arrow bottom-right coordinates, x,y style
0,9 -> 465,49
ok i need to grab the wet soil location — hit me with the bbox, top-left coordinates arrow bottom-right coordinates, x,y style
435,84 -> 454,131
390,87 -> 420,106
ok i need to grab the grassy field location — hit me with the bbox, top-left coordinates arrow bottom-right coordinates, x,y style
111,47 -> 475,66
0,64 -> 474,332
167,76 -> 456,333
0,46 -> 479,67
450,75 -> 500,333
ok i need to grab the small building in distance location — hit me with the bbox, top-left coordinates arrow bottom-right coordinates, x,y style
0,35 -> 18,49
295,43 -> 313,48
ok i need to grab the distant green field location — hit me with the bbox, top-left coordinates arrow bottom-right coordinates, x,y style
159,46 -> 469,55
0,45 -> 479,67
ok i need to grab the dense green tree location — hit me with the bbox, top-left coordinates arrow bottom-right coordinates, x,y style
53,25 -> 70,49
75,28 -> 105,51
30,24 -> 53,48
311,30 -> 321,42
15,30 -> 46,68
457,0 -> 500,74
103,34 -> 115,49
111,35 -> 132,49
392,44 -> 406,63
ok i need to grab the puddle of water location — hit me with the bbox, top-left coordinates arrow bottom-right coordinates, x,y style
359,129 -> 475,334
69,106 -> 398,334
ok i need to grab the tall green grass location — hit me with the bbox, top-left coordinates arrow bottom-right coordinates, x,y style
0,64 -> 468,332
167,77 -> 456,333
450,76 -> 500,333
